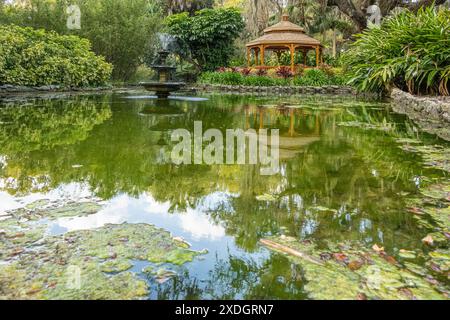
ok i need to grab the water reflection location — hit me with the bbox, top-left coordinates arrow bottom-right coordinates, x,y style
0,93 -> 446,299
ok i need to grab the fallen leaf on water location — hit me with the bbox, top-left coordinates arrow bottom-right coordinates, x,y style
10,248 -> 24,257
348,260 -> 363,271
7,232 -> 25,239
319,252 -> 332,261
356,292 -> 367,300
422,235 -> 434,246
372,244 -> 384,252
398,288 -> 415,300
333,253 -> 348,262
382,254 -> 397,265
429,262 -> 441,272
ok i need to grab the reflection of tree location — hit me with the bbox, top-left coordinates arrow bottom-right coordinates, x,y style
0,97 -> 112,153
0,95 -> 442,251
152,251 -> 305,300
0,96 -> 112,195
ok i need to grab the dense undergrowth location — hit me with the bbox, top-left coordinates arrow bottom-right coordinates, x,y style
343,6 -> 450,96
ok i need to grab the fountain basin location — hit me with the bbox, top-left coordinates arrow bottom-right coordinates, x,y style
140,81 -> 185,99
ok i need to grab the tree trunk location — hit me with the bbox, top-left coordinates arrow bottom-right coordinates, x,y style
332,28 -> 336,58
327,0 -> 447,32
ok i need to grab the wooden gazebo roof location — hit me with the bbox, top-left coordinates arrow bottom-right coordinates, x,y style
245,14 -> 323,71
246,15 -> 322,48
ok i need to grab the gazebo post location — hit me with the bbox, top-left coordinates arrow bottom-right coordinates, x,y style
290,44 -> 295,72
246,47 -> 250,67
260,45 -> 265,66
255,48 -> 259,66
315,46 -> 320,67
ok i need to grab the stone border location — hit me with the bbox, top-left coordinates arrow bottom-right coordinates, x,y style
0,84 -> 113,94
390,88 -> 450,141
194,83 -> 363,96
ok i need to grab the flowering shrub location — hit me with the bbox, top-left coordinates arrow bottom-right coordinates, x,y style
276,66 -> 293,79
199,67 -> 347,87
255,69 -> 268,76
0,25 -> 112,87
240,68 -> 251,76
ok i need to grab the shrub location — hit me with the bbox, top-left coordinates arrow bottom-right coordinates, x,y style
0,25 -> 112,87
293,69 -> 329,86
243,76 -> 276,86
240,68 -> 251,76
0,0 -> 160,81
198,71 -> 243,85
342,6 -> 450,95
256,69 -> 268,76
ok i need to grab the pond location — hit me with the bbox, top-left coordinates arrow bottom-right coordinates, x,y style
0,93 -> 449,300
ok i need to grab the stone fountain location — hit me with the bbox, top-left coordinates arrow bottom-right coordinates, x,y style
140,34 -> 185,99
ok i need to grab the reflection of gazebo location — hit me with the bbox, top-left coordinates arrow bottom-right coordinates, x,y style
246,14 -> 323,72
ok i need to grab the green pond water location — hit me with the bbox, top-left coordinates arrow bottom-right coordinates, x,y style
0,92 -> 449,300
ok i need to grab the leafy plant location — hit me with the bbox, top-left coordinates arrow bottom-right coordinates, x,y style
293,69 -> 329,86
166,8 -> 245,72
243,76 -> 280,86
240,68 -> 251,76
342,6 -> 450,95
198,71 -> 244,85
0,0 -> 160,81
0,24 -> 112,87
256,69 -> 268,76
276,66 -> 293,79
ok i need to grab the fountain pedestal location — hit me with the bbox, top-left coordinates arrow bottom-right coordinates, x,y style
140,50 -> 185,99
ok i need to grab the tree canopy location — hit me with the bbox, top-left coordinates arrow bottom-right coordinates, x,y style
166,7 -> 245,71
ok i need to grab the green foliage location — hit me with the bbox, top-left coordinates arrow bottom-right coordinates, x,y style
0,0 -> 161,81
0,25 -> 112,87
243,75 -> 285,86
199,71 -> 243,85
293,69 -> 330,86
342,6 -> 450,95
166,8 -> 245,71
199,69 -> 343,87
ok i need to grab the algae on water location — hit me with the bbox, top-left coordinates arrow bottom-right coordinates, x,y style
0,206 -> 206,299
260,236 -> 448,300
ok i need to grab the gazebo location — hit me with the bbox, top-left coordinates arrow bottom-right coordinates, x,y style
246,14 -> 323,72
